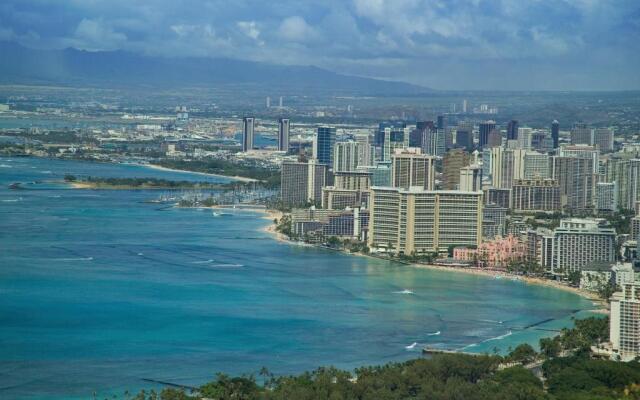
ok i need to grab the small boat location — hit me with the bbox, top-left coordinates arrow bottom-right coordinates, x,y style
8,182 -> 21,189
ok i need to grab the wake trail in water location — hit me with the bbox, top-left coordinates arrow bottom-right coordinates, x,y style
393,289 -> 414,295
191,259 -> 215,264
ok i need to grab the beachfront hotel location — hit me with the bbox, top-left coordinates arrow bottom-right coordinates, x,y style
368,188 -> 482,254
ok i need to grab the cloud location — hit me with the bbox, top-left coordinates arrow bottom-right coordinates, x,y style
70,18 -> 127,51
277,16 -> 318,42
0,0 -> 637,90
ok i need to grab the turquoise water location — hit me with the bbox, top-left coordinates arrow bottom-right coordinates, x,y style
0,157 -> 595,399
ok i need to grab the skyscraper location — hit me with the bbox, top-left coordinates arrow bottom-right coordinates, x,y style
391,148 -> 435,190
242,117 -> 254,152
570,123 -> 593,145
280,159 -> 328,207
459,165 -> 483,192
551,120 -> 560,149
507,120 -> 519,141
316,126 -> 336,166
278,118 -> 290,152
333,141 -> 360,172
479,120 -> 496,149
593,128 -> 614,153
443,148 -> 470,190
551,156 -> 596,212
376,121 -> 406,147
454,122 -> 473,151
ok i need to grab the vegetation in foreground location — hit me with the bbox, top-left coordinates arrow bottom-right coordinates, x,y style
123,317 -> 639,400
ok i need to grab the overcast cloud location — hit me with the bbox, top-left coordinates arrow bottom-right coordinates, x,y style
0,0 -> 638,90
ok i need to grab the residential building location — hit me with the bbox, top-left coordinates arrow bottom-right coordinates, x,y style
391,148 -> 435,190
443,148 -> 470,190
333,141 -> 360,172
596,182 -> 618,212
593,128 -> 614,153
459,165 -> 483,192
484,188 -> 511,209
551,156 -> 596,212
483,203 -> 508,239
511,179 -> 561,212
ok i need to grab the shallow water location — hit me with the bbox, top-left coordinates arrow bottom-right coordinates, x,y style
0,156 -> 594,399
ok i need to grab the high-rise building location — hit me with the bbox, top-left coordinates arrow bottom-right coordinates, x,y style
279,96 -> 283,108
507,120 -> 519,141
278,118 -> 290,152
462,99 -> 468,113
490,147 -> 515,189
454,122 -> 474,151
596,182 -> 618,212
376,121 -> 406,147
362,162 -> 392,187
558,144 -> 599,174
551,156 -> 596,212
521,151 -> 550,180
479,120 -> 496,149
610,282 -> 640,361
420,128 -> 445,157
551,120 -> 560,149
483,203 -> 508,238
280,160 -> 328,207
443,148 -> 470,190
391,149 -> 435,190
459,165 -> 483,192
484,188 -> 511,209
487,129 -> 502,148
369,188 -> 483,254
354,133 -> 375,167
551,219 -> 616,275
511,179 -> 561,212
266,96 -> 271,108
321,171 -> 372,210
316,126 -> 336,165
242,117 -> 254,152
593,128 -> 614,153
437,115 -> 447,130
570,123 -> 593,146
517,127 -> 533,149
382,127 -> 410,161
333,141 -> 360,172
603,156 -> 640,211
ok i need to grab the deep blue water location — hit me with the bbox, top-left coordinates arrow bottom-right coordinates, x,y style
0,157 -> 595,399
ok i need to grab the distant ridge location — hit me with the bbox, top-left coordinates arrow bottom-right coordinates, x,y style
0,42 -> 430,95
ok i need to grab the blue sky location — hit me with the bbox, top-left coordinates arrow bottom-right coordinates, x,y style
0,0 -> 638,90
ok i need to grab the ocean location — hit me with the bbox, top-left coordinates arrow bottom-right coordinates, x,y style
0,156 -> 595,399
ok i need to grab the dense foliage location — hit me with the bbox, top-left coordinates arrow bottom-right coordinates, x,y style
157,159 -> 281,187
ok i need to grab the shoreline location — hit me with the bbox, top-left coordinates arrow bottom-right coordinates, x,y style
145,163 -> 258,183
258,217 -> 607,308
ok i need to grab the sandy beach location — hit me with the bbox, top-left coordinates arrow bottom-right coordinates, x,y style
258,215 -> 607,308
260,209 -> 288,242
145,163 -> 258,182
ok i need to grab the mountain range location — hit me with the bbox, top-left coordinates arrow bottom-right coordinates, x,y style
0,42 -> 429,95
